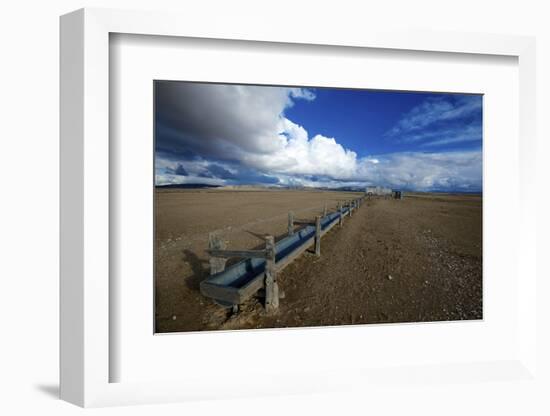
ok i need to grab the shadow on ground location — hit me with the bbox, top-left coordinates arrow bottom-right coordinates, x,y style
35,383 -> 59,399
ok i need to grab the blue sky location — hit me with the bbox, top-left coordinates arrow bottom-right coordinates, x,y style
155,82 -> 482,192
286,89 -> 482,155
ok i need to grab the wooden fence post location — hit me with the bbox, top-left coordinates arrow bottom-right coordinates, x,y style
339,202 -> 343,227
208,233 -> 227,275
264,235 -> 278,313
349,201 -> 353,217
288,211 -> 294,236
315,216 -> 321,257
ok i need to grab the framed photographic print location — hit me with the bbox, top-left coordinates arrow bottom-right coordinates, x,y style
153,81 -> 483,333
60,7 -> 538,408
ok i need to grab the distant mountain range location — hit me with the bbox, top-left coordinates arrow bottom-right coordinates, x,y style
325,186 -> 365,192
155,183 -> 482,194
155,183 -> 222,189
155,183 -> 365,191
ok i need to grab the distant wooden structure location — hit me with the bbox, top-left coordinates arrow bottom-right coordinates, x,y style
366,186 -> 403,200
365,186 -> 392,197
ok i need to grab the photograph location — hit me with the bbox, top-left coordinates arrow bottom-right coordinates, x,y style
154,81 -> 483,333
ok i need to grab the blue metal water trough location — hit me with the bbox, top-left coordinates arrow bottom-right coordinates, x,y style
200,205 -> 353,307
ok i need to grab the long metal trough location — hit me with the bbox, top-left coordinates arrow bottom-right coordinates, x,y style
200,206 -> 352,306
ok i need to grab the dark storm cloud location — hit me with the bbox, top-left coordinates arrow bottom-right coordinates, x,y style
169,160 -> 280,185
155,121 -> 241,163
204,164 -> 237,180
164,163 -> 189,176
155,81 -> 315,162
174,164 -> 188,176
238,170 -> 279,185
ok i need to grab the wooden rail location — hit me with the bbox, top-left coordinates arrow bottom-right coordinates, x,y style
201,195 -> 367,313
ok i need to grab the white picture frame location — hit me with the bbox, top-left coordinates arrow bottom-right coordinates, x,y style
60,8 -> 537,407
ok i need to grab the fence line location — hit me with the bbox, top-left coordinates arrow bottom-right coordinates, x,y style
200,195 -> 367,313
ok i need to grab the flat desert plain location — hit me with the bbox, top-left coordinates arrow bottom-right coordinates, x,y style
155,188 -> 482,332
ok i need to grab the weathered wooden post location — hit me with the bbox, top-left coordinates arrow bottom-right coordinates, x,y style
338,202 -> 343,227
288,211 -> 294,236
208,233 -> 227,275
315,216 -> 321,257
349,201 -> 353,217
323,203 -> 327,217
264,235 -> 278,313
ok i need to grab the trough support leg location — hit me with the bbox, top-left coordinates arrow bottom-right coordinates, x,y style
264,235 -> 278,313
315,216 -> 321,257
208,233 -> 227,275
288,211 -> 294,236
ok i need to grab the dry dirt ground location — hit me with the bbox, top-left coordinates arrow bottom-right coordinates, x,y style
155,189 -> 482,332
